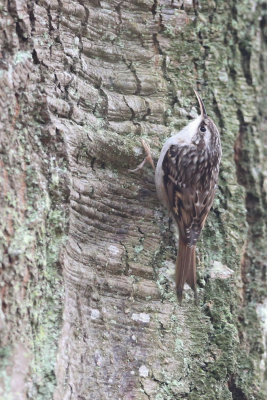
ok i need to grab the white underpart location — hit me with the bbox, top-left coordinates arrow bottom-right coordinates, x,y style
155,116 -> 202,209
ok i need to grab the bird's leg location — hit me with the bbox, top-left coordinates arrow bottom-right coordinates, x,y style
129,139 -> 155,172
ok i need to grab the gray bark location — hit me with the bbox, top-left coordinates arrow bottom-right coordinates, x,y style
0,1 -> 266,399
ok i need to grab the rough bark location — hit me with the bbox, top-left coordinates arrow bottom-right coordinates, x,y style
0,1 -> 266,400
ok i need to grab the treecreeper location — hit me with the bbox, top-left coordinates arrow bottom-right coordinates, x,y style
131,90 -> 222,303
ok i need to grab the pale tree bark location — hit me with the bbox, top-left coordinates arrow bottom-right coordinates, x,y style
0,1 -> 266,399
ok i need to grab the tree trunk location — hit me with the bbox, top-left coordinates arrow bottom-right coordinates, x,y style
0,1 -> 266,399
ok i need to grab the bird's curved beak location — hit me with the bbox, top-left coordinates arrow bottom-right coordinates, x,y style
194,89 -> 207,119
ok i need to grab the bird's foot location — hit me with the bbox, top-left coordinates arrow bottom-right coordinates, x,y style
129,139 -> 155,172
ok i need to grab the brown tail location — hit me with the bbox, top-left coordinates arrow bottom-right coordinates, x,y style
176,238 -> 196,303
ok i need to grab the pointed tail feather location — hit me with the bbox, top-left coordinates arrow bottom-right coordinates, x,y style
176,239 -> 196,303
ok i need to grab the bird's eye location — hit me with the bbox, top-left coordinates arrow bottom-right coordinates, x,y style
200,125 -> 206,132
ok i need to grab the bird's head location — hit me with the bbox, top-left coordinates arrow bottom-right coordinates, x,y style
192,89 -> 220,150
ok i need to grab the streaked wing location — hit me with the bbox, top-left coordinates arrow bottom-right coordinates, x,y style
162,144 -> 215,246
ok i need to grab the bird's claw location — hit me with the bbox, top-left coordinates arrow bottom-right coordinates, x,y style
129,139 -> 155,172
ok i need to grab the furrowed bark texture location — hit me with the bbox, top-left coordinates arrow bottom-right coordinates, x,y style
0,1 -> 266,399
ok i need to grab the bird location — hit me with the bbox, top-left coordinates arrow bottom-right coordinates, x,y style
131,90 -> 222,302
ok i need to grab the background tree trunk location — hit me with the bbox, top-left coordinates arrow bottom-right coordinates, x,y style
0,1 -> 266,399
